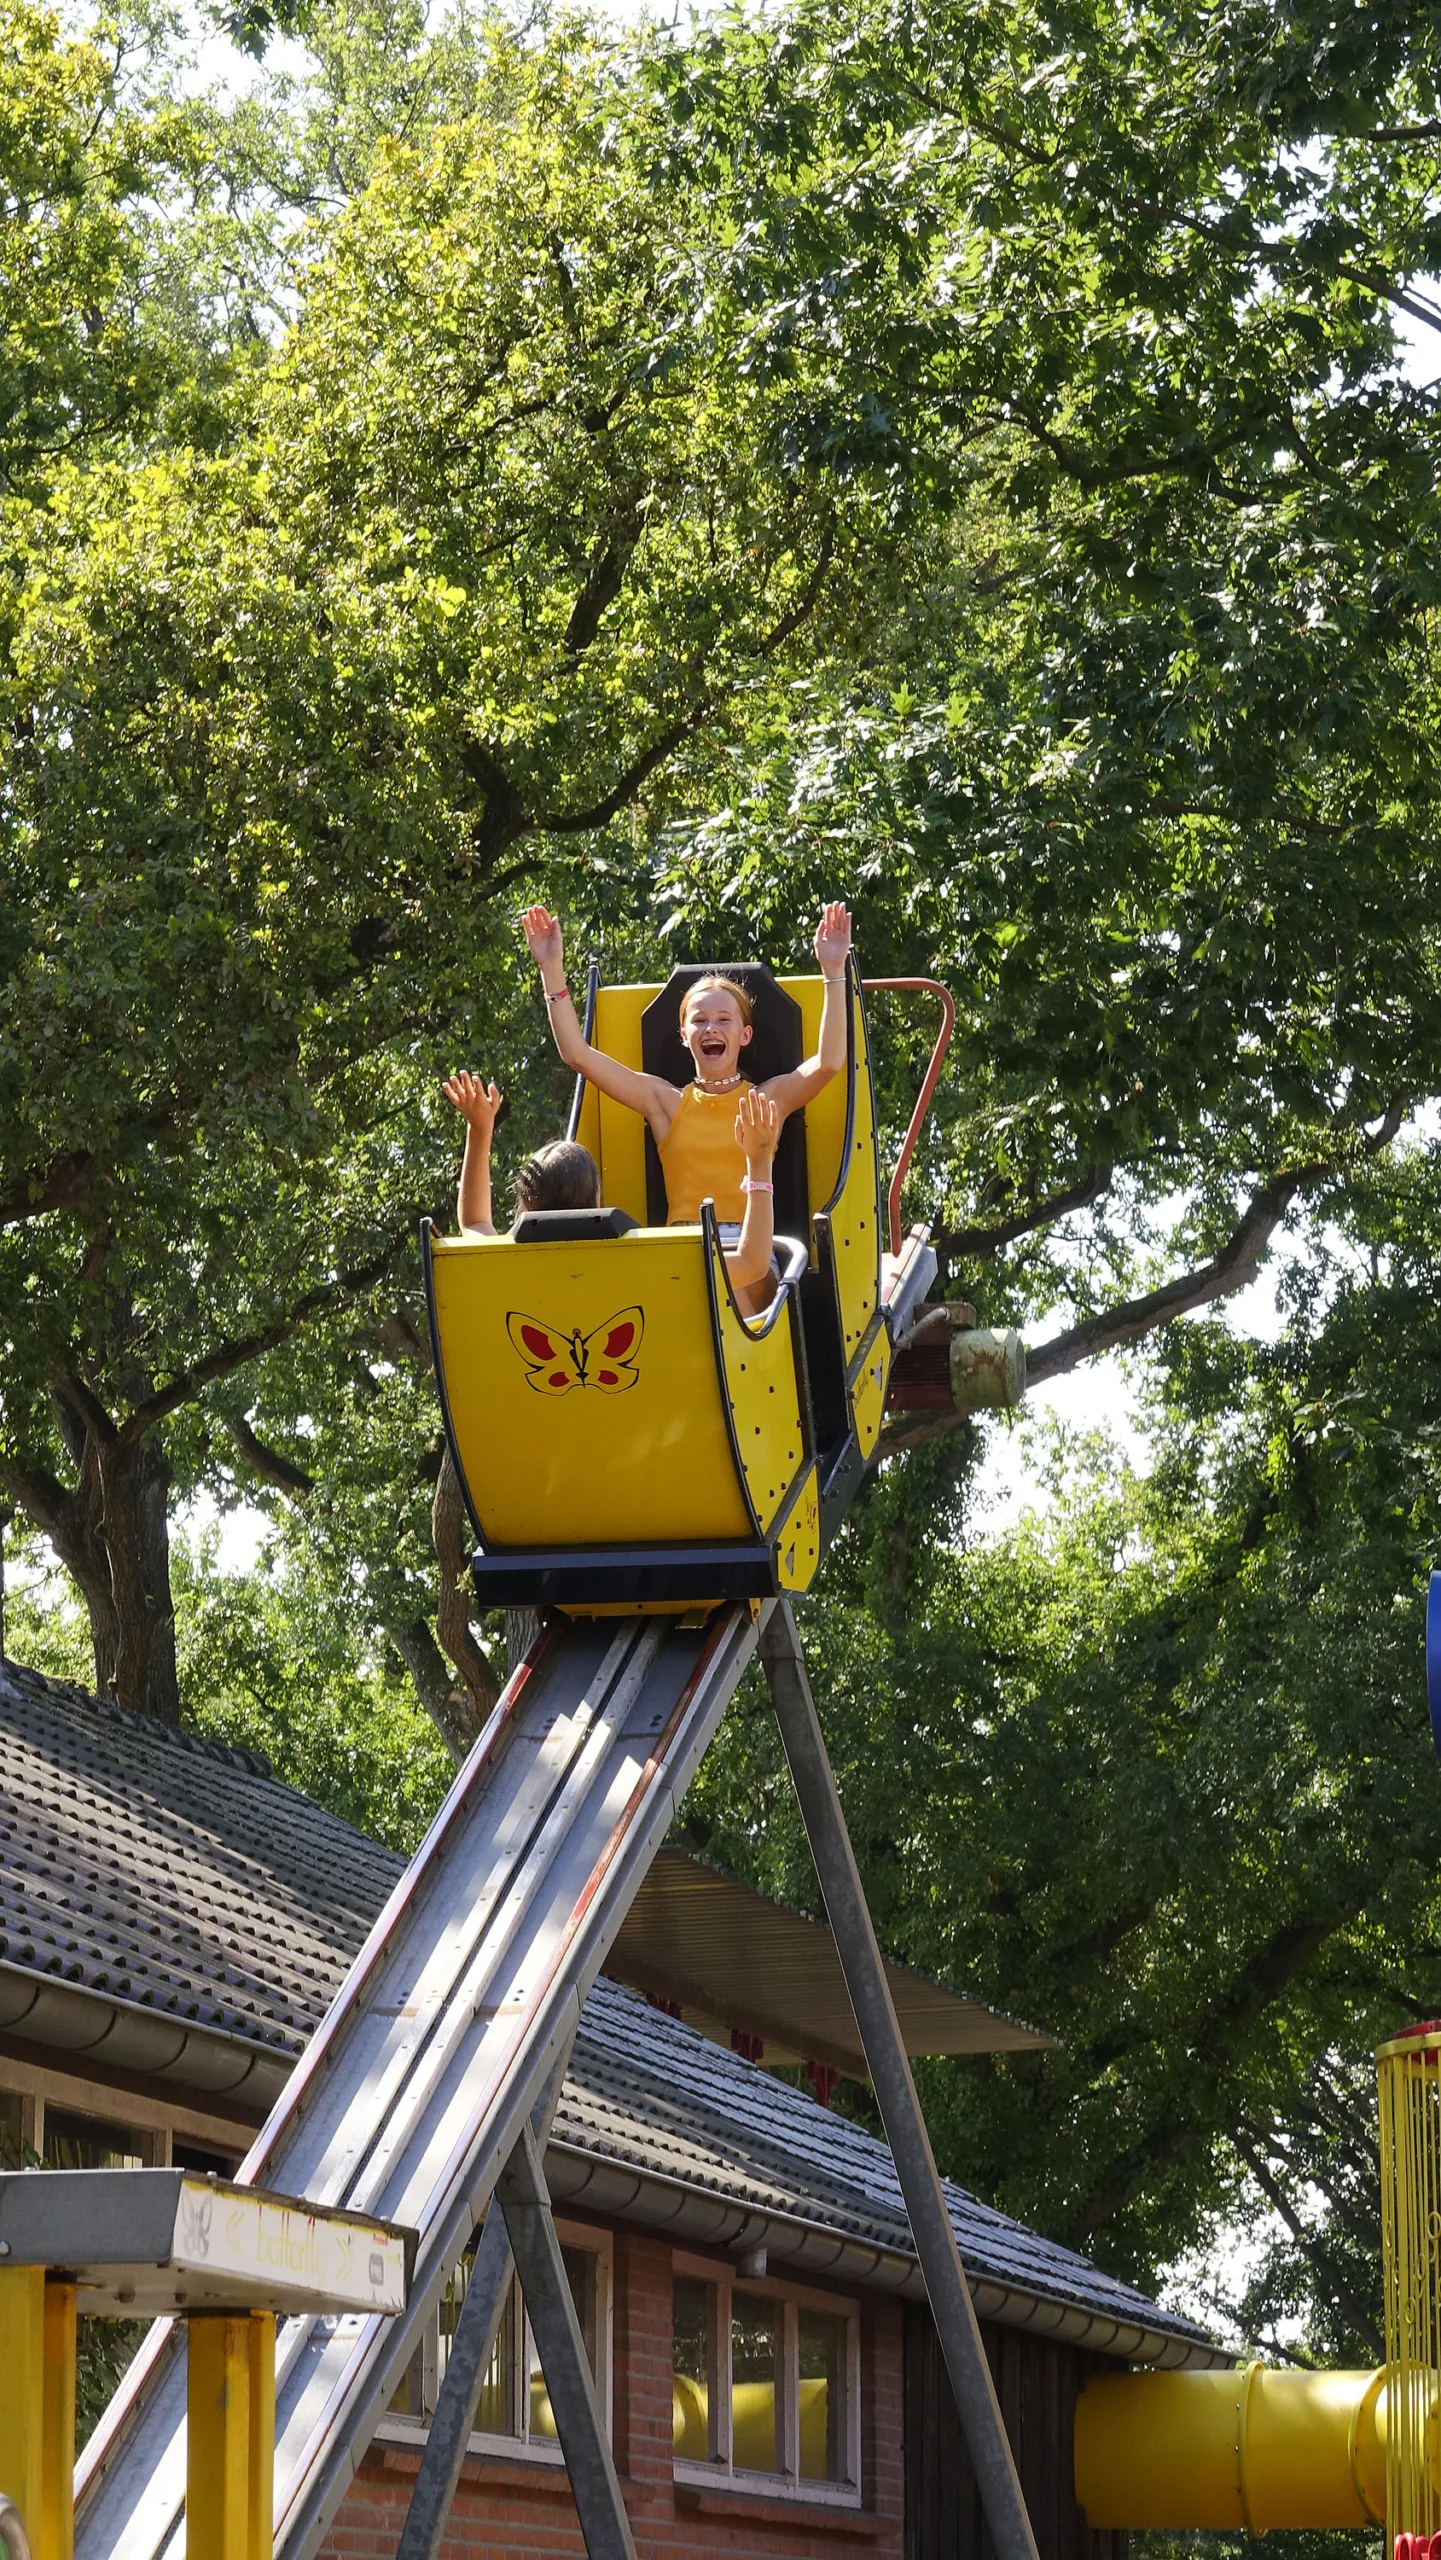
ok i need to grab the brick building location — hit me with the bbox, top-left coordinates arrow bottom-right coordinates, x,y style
0,1656 -> 1222,2556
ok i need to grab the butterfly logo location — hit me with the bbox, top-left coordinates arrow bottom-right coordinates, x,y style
506,1307 -> 644,1396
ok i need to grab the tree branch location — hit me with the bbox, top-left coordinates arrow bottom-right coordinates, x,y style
563,496 -> 646,655
1023,1163 -> 1329,1385
536,528 -> 838,836
880,1104 -> 1407,1457
223,1416 -> 315,1497
534,701 -> 711,835
0,1149 -> 98,1228
1026,1105 -> 1405,1385
121,1234 -> 408,1437
940,1164 -> 1114,1260
1229,2126 -> 1384,2358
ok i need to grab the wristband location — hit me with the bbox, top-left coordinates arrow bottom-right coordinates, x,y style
741,1178 -> 774,1193
545,983 -> 571,1006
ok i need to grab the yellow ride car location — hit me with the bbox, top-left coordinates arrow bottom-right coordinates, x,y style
422,957 -> 942,1610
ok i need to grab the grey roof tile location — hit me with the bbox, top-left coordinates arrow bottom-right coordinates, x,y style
0,1659 -> 1208,2350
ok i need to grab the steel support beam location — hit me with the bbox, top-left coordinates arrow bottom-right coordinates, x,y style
498,2123 -> 638,2560
397,2061 -> 572,2560
758,1598 -> 1040,2560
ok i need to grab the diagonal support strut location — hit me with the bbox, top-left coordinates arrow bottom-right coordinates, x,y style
396,2057 -> 573,2560
758,1597 -> 1040,2560
396,2048 -> 637,2560
497,2125 -> 638,2560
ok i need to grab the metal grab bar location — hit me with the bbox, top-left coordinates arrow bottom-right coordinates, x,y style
863,977 -> 956,1257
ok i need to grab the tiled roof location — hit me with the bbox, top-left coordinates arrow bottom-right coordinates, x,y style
558,1978 -> 1208,2349
0,1659 -> 401,2053
0,1658 -> 1210,2355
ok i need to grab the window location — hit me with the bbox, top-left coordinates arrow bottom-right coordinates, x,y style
42,2107 -> 147,2171
0,2092 -> 24,2170
382,2221 -> 611,2461
172,2141 -> 238,2177
672,2257 -> 859,2502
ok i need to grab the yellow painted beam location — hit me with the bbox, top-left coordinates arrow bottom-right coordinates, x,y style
0,2265 -> 45,2537
40,2281 -> 76,2560
246,2313 -> 275,2560
187,2314 -> 252,2560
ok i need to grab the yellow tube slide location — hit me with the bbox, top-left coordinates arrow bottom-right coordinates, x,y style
1074,2364 -> 1392,2532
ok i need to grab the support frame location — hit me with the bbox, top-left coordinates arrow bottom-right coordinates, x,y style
758,1597 -> 1040,2560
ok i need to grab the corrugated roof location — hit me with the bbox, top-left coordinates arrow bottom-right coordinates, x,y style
0,1657 -> 1213,2358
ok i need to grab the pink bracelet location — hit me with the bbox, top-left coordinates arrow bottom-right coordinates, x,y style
545,983 -> 570,1006
741,1178 -> 774,1193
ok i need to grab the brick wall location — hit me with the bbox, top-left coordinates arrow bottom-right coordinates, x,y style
323,2219 -> 906,2560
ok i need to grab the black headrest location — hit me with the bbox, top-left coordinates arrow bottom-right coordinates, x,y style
511,1208 -> 638,1243
640,963 -> 803,1088
639,963 -> 811,1237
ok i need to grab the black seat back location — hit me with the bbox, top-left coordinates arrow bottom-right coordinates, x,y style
640,964 -> 811,1241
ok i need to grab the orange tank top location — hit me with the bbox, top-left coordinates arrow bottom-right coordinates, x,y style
657,1078 -> 753,1224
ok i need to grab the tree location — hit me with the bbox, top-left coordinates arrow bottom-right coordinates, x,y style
645,0 -> 1441,1428
683,1143 -> 1441,2340
0,10 -> 946,1720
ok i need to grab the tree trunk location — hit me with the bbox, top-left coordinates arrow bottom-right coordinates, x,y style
33,1417 -> 180,1721
419,1452 -> 499,1756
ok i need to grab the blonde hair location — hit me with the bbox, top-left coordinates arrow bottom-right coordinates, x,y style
680,974 -> 753,1027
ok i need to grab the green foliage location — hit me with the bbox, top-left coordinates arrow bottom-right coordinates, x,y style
688,1150 -> 1441,2334
8,0 -> 1441,2366
176,1529 -> 453,1849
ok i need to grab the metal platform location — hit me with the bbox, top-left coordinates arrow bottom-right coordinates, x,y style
73,1609 -> 757,2560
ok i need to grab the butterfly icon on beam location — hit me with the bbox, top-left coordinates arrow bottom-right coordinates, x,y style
506,1307 -> 644,1396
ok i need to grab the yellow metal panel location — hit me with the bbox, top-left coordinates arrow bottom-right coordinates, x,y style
782,973 -> 882,1369
432,1231 -> 753,1548
707,1226 -> 812,1541
848,1327 -> 891,1463
773,1465 -> 821,1592
0,2265 -> 45,2534
246,2314 -> 275,2560
186,2314 -> 252,2560
590,987 -> 656,1224
40,2282 -> 75,2560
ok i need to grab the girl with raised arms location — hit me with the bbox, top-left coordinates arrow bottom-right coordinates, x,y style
519,903 -> 852,1244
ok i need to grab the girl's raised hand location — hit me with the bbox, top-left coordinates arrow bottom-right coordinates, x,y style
442,1072 -> 503,1133
814,900 -> 852,980
521,906 -> 564,971
736,1085 -> 779,1166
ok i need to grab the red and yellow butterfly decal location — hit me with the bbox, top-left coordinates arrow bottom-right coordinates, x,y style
505,1307 -> 644,1396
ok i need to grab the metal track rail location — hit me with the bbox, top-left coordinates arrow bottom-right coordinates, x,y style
74,1607 -> 757,2560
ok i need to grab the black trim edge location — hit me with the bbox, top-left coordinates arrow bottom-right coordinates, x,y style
566,955 -> 602,1141
470,1543 -> 782,1605
419,1219 -> 485,1542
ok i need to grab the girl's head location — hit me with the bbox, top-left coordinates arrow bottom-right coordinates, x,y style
679,974 -> 754,1081
513,1141 -> 602,1217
